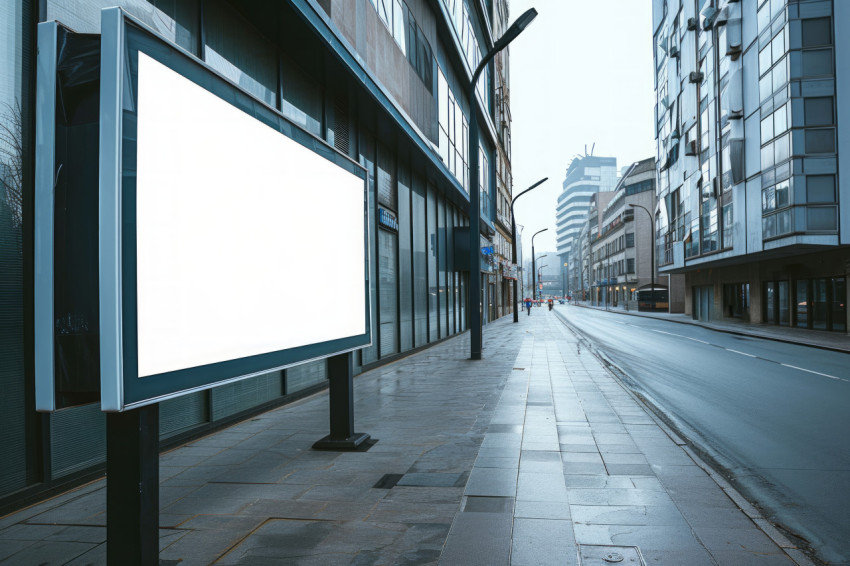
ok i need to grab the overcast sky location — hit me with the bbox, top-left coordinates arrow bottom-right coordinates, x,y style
506,0 -> 656,258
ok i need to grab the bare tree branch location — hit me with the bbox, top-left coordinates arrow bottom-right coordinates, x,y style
0,99 -> 24,233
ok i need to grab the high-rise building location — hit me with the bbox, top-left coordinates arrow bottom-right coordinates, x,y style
588,159 -> 659,308
652,0 -> 848,330
492,0 -> 518,321
0,0 -> 513,509
555,154 -> 618,295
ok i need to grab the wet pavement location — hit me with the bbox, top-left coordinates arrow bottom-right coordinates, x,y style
0,310 -> 819,565
570,300 -> 850,354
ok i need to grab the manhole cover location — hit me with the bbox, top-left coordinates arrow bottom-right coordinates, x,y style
579,545 -> 644,566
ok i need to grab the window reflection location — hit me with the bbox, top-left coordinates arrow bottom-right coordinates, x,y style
204,0 -> 277,108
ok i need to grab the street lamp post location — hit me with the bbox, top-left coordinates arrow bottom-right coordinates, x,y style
511,178 -> 547,322
629,203 -> 656,311
534,255 -> 547,300
468,9 -> 538,360
531,236 -> 547,303
537,264 -> 548,300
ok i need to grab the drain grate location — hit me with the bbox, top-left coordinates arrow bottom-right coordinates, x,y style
579,545 -> 645,565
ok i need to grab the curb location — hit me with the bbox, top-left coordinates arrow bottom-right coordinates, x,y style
552,309 -> 819,566
566,303 -> 850,355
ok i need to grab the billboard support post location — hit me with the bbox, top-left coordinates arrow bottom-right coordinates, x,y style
313,352 -> 372,451
106,404 -> 159,566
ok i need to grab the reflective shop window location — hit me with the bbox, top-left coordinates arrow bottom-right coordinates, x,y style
204,0 -> 277,108
46,0 -> 198,54
832,278 -> 846,332
280,56 -> 322,136
1,0 -> 29,497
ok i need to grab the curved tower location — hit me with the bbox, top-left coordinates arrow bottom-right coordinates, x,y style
556,155 -> 618,273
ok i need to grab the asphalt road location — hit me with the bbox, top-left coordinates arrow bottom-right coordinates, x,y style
554,305 -> 850,566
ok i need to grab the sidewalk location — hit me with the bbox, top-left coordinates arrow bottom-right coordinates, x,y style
571,300 -> 850,353
0,312 -> 814,565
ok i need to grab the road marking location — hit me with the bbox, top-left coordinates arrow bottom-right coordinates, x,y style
781,363 -> 848,382
652,329 -> 679,336
726,349 -> 757,358
652,329 -> 714,345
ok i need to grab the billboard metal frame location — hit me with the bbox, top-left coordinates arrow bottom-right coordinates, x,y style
34,8 -> 371,413
99,8 -> 371,411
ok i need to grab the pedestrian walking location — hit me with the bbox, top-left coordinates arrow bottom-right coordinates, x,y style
524,297 -> 532,315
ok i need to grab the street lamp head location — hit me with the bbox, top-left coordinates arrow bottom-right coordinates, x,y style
526,176 -> 548,192
532,227 -> 548,242
493,8 -> 538,52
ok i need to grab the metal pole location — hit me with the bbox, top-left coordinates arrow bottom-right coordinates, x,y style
466,7 -> 538,359
532,244 -> 536,303
313,352 -> 371,450
469,80 -> 482,360
107,404 -> 159,566
538,264 -> 548,301
630,204 -> 655,311
510,178 -> 547,322
530,229 -> 547,305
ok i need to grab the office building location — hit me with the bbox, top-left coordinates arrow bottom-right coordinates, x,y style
556,154 -> 618,297
652,0 -> 848,329
587,158 -> 675,309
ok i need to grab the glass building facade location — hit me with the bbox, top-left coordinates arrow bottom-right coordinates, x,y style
652,0 -> 849,330
0,0 -> 507,509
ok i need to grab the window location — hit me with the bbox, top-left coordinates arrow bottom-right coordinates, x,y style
804,97 -> 833,126
802,18 -> 831,48
761,103 -> 787,143
625,180 -> 654,196
774,132 -> 790,163
205,0 -> 277,108
722,203 -> 733,248
626,258 -> 635,273
437,66 -> 468,191
760,114 -> 773,142
775,180 -> 790,209
807,206 -> 836,231
802,49 -> 833,77
805,129 -> 835,154
758,27 -> 788,103
280,56 -> 322,136
479,146 -> 489,218
393,0 -> 405,52
807,175 -> 835,203
762,186 -> 775,212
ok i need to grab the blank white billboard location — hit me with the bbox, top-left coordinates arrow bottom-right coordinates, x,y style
135,52 -> 366,378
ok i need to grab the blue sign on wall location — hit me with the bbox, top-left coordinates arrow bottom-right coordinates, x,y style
378,207 -> 398,231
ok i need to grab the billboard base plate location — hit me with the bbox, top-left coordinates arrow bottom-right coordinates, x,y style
313,433 -> 373,451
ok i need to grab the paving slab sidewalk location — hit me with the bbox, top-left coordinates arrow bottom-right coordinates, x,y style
0,311 -> 813,565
